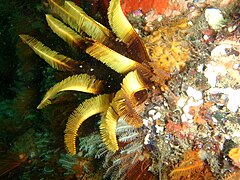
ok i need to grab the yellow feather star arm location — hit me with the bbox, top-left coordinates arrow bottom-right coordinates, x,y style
100,105 -> 119,152
108,0 -> 150,62
85,40 -> 142,74
37,74 -> 103,109
46,14 -> 144,74
65,94 -> 113,155
19,34 -> 80,71
112,71 -> 148,128
113,89 -> 143,128
121,70 -> 147,104
46,14 -> 84,48
108,0 -> 134,44
64,1 -> 113,42
47,0 -> 112,44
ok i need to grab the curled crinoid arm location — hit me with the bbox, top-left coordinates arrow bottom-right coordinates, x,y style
37,74 -> 104,109
113,89 -> 143,128
65,94 -> 113,155
121,70 -> 148,105
113,71 -> 148,128
100,105 -> 119,152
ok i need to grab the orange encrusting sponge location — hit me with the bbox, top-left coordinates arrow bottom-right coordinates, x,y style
121,0 -> 169,14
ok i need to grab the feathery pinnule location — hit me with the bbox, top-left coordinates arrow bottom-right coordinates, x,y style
65,94 -> 113,155
37,74 -> 103,109
112,71 -> 147,128
47,0 -> 113,44
46,14 -> 143,74
85,41 -> 141,74
100,105 -> 119,152
19,34 -> 80,72
108,0 -> 150,62
46,14 -> 84,48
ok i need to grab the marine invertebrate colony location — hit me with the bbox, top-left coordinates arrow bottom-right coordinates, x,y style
19,0 -> 188,157
15,0 -> 240,178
